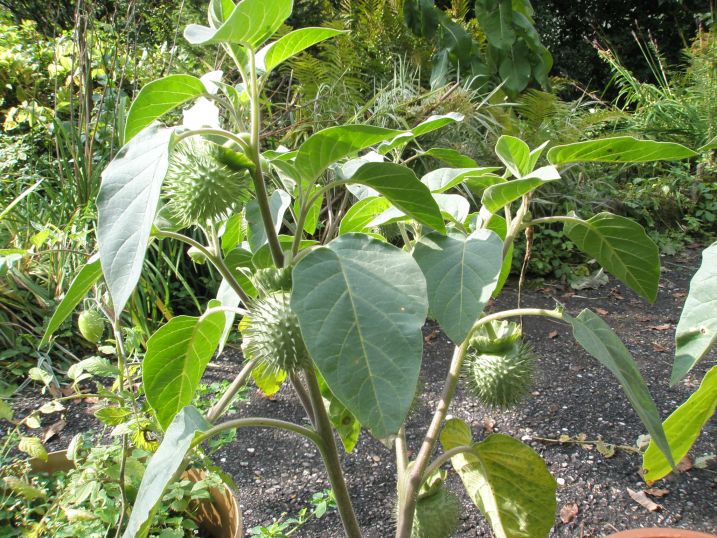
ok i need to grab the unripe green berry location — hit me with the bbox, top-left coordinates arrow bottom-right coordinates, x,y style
242,292 -> 310,374
78,310 -> 105,343
466,341 -> 535,409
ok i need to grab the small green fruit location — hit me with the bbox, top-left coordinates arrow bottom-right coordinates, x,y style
242,292 -> 309,374
466,341 -> 535,408
78,310 -> 105,343
253,267 -> 292,294
163,138 -> 252,227
411,488 -> 461,538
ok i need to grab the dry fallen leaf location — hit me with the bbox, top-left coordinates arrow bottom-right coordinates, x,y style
423,330 -> 440,344
636,314 -> 652,322
627,488 -> 661,512
548,330 -> 559,339
42,419 -> 66,443
482,416 -> 496,433
650,324 -> 672,331
652,342 -> 668,353
559,502 -> 579,524
676,455 -> 693,472
644,487 -> 669,498
596,308 -> 609,316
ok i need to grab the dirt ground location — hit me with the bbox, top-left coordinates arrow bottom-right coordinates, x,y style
20,246 -> 717,537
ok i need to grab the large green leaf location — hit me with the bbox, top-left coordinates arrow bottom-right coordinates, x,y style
339,197 -> 392,235
566,309 -> 672,465
294,125 -> 403,181
184,0 -> 291,48
291,234 -> 428,438
413,230 -> 503,344
122,406 -> 209,538
671,243 -> 717,384
378,113 -> 464,154
421,167 -> 500,193
481,166 -> 560,213
643,365 -> 717,483
257,27 -> 346,73
563,212 -> 660,303
124,75 -> 205,143
143,312 -> 225,429
499,41 -> 533,95
495,135 -> 530,178
349,163 -> 446,233
420,148 -> 478,168
476,0 -> 516,50
440,418 -> 556,538
98,124 -> 174,317
547,136 -> 697,165
40,256 -> 101,346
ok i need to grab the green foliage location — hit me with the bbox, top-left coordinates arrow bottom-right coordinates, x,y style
248,489 -> 336,537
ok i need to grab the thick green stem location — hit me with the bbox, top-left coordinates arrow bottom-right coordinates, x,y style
194,417 -> 320,447
206,358 -> 258,423
304,368 -> 363,538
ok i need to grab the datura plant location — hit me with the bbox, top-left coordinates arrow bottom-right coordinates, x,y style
40,1 -> 702,537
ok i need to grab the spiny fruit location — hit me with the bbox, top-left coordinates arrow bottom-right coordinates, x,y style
163,138 -> 252,227
411,488 -> 461,538
469,320 -> 522,354
241,292 -> 309,374
78,309 -> 105,343
253,267 -> 292,294
466,340 -> 535,409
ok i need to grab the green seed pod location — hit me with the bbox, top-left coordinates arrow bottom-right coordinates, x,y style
469,320 -> 522,354
241,292 -> 309,374
411,488 -> 461,538
466,341 -> 535,409
253,267 -> 292,294
163,138 -> 252,227
215,143 -> 256,173
77,310 -> 105,343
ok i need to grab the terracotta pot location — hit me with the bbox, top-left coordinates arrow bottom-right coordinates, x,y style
606,529 -> 716,538
30,451 -> 242,538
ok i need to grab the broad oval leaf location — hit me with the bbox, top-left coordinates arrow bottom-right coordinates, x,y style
98,124 -> 174,317
339,196 -> 392,235
643,365 -> 717,483
295,125 -> 403,181
122,406 -> 209,538
495,135 -> 530,178
124,75 -> 205,143
413,230 -> 503,343
421,167 -> 500,193
143,311 -> 225,429
440,419 -> 556,538
349,162 -> 445,233
184,0 -> 291,48
671,243 -> 717,384
41,255 -> 101,346
563,212 -> 660,303
433,193 -> 470,224
257,27 -> 346,73
420,148 -> 478,168
291,234 -> 428,438
481,167 -> 559,214
547,136 -> 697,165
378,113 -> 464,154
566,309 -> 672,466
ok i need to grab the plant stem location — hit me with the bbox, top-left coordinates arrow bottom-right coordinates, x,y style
206,358 -> 258,423
194,417 -> 321,447
290,372 -> 316,426
395,426 -> 408,485
114,434 -> 128,538
421,445 -> 473,482
303,368 -> 363,538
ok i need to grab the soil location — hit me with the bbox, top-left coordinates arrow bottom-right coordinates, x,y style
8,247 -> 717,537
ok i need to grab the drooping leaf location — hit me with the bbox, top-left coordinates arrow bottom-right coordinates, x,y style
19,436 -> 47,462
495,135 -> 530,178
566,309 -> 672,465
246,189 -> 291,252
124,75 -> 205,143
184,0 -> 292,48
563,212 -> 660,303
295,125 -> 403,181
440,418 -> 556,538
339,197 -> 392,235
317,371 -> 361,452
643,365 -> 717,483
481,167 -> 560,214
257,28 -> 346,73
421,167 -> 500,193
379,113 -> 464,154
122,406 -> 209,538
40,256 -> 101,346
143,312 -> 225,429
413,230 -> 503,343
349,162 -> 445,233
291,234 -> 428,438
671,243 -> 717,384
98,125 -> 174,317
547,136 -> 697,165
251,362 -> 286,396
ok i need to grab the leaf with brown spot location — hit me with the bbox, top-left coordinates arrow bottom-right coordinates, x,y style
559,502 -> 579,524
42,419 -> 66,443
627,488 -> 661,511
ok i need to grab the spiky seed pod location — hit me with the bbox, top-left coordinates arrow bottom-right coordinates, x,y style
242,292 -> 309,374
411,488 -> 461,538
163,138 -> 252,227
78,309 -> 105,343
466,341 -> 536,409
469,320 -> 522,354
253,267 -> 292,294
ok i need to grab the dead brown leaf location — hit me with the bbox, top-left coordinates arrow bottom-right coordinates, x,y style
596,308 -> 609,316
559,502 -> 579,524
47,385 -> 61,398
676,455 -> 693,472
548,330 -> 559,339
644,487 -> 669,498
627,488 -> 661,512
636,314 -> 653,322
652,342 -> 668,353
672,291 -> 687,298
423,330 -> 440,344
651,324 -> 672,331
42,419 -> 66,443
482,416 -> 495,433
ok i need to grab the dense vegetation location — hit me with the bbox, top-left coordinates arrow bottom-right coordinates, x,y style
0,1 -> 715,537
